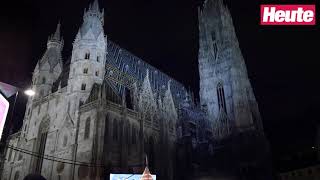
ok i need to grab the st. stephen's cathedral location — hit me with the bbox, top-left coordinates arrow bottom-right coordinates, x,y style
1,0 -> 271,179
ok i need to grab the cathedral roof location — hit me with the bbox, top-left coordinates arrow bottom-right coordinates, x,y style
106,40 -> 187,105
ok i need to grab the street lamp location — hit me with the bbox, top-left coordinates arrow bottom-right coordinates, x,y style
24,89 -> 35,97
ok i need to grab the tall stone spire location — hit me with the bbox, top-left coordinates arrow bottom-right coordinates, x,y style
33,21 -> 63,98
163,80 -> 178,121
80,0 -> 104,39
139,69 -> 156,110
91,0 -> 100,12
69,0 -> 107,102
48,22 -> 63,49
138,69 -> 157,126
198,0 -> 264,134
52,22 -> 61,41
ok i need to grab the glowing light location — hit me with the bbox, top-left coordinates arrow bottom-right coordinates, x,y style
24,89 -> 35,96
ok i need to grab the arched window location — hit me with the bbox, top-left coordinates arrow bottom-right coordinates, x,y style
217,83 -> 227,113
56,162 -> 65,174
18,153 -> 23,160
97,55 -> 100,62
84,117 -> 90,139
125,88 -> 133,109
211,31 -> 218,60
42,77 -> 46,84
7,148 -> 13,161
79,99 -> 84,106
85,52 -> 90,60
83,68 -> 88,74
36,119 -> 49,173
113,119 -> 118,141
95,71 -> 99,76
63,135 -> 68,147
67,102 -> 70,114
81,84 -> 86,91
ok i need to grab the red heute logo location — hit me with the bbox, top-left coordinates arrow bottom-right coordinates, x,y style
261,5 -> 316,25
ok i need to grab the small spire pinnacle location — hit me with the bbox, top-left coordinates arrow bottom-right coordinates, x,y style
146,69 -> 149,79
53,21 -> 61,41
167,80 -> 171,91
92,0 -> 100,11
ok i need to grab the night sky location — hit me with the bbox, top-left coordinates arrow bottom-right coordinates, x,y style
0,0 -> 319,172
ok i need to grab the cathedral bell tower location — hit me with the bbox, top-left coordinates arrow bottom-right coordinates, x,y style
198,0 -> 264,138
32,22 -> 63,99
68,0 -> 107,102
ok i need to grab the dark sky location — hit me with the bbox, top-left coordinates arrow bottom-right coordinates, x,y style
0,0 -> 319,171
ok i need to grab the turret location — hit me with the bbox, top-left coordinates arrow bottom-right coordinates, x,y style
68,0 -> 107,102
32,22 -> 63,98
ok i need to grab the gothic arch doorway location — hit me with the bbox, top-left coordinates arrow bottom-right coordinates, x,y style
35,117 -> 50,173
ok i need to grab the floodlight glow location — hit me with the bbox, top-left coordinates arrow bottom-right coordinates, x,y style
24,89 -> 35,96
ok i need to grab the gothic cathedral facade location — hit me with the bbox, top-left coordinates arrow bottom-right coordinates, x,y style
1,0 -> 265,180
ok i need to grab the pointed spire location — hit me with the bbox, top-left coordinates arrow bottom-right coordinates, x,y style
138,69 -> 156,114
92,0 -> 100,11
146,69 -> 149,79
164,80 -> 178,121
157,94 -> 162,108
81,0 -> 104,38
52,21 -> 61,41
165,80 -> 173,99
48,21 -> 64,50
167,80 -> 171,92
140,69 -> 154,102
